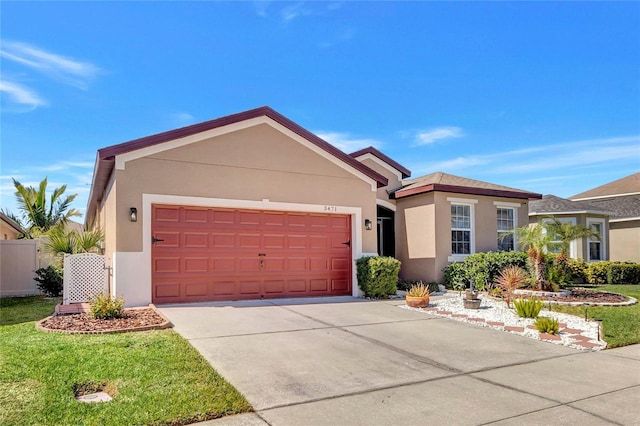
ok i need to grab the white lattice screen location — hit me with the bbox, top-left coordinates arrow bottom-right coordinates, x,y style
63,254 -> 108,304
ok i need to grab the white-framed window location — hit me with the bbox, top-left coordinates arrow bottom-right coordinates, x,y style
497,207 -> 517,251
543,217 -> 577,258
587,218 -> 606,261
448,197 -> 476,261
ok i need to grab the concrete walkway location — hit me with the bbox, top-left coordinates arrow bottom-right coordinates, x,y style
158,296 -> 640,425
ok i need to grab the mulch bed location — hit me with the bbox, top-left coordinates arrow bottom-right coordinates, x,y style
530,289 -> 628,304
38,308 -> 171,334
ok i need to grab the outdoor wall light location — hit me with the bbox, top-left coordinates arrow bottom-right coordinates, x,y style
130,207 -> 138,222
365,219 -> 372,230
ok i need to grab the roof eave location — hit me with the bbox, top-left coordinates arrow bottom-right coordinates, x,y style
392,183 -> 542,200
349,147 -> 412,178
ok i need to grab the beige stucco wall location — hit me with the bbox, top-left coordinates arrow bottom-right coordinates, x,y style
357,157 -> 401,205
1,221 -> 20,240
610,220 -> 640,262
113,123 -> 377,253
396,192 -> 531,283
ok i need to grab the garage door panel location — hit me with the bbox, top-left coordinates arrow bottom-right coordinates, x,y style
264,257 -> 285,272
238,258 -> 260,271
184,232 -> 209,248
264,280 -> 285,294
332,279 -> 349,292
152,205 -> 351,303
154,207 -> 180,222
212,258 -> 236,272
288,279 -> 307,292
264,234 -> 286,249
156,232 -> 180,247
239,234 -> 260,248
155,257 -> 180,273
184,258 -> 209,273
239,281 -> 261,294
310,279 -> 329,292
184,209 -> 208,223
155,282 -> 181,298
212,210 -> 235,225
310,235 -> 329,249
212,233 -> 235,248
185,282 -> 209,297
213,281 -> 236,295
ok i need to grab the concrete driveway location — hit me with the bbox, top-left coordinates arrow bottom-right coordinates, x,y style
158,296 -> 640,425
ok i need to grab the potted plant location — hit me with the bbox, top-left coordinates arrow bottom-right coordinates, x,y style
405,282 -> 432,308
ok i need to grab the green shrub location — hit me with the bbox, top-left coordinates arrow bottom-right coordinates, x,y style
356,256 -> 400,298
607,263 -> 640,284
398,279 -> 439,293
566,258 -> 588,283
586,261 -> 609,284
534,316 -> 560,334
442,262 -> 467,289
33,265 -> 63,297
513,298 -> 544,318
89,293 -> 125,319
442,251 -> 528,290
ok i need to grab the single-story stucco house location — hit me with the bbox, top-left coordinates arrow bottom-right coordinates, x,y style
86,106 -> 542,306
570,173 -> 640,263
528,195 -> 612,261
0,212 -> 24,240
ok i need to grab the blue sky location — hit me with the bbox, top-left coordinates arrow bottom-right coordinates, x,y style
1,1 -> 639,219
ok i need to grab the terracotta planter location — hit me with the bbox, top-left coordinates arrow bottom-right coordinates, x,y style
464,298 -> 481,309
406,295 -> 430,308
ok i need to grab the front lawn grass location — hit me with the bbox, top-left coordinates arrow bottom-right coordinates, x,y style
0,296 -> 251,426
549,285 -> 640,348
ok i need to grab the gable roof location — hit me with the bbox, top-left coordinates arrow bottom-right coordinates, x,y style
570,172 -> 640,201
0,212 -> 24,234
528,194 -> 612,216
391,172 -> 542,200
350,146 -> 411,178
86,106 -> 388,223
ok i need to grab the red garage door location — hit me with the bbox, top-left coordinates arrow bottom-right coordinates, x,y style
151,205 -> 352,304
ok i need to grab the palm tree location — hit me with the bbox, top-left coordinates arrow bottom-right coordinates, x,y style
513,223 -> 554,290
44,227 -> 104,266
544,217 -> 601,261
13,177 -> 81,238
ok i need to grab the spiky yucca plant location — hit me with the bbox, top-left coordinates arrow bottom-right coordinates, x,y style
406,282 -> 432,297
494,265 -> 528,308
513,298 -> 544,318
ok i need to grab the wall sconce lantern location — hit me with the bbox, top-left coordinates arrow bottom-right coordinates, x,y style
130,207 -> 138,222
365,219 -> 372,230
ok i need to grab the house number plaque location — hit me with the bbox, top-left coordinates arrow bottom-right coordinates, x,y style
323,206 -> 338,212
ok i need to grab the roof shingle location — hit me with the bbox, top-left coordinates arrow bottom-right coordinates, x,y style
529,194 -> 613,216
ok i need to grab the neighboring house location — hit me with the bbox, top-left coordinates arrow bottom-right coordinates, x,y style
385,172 -> 541,283
528,195 -> 612,261
0,212 -> 24,240
569,173 -> 640,263
85,106 -> 543,306
86,106 -> 387,306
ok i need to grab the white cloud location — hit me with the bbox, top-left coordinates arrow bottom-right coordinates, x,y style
0,80 -> 46,110
170,112 -> 196,127
319,28 -> 356,48
414,126 -> 464,146
315,131 -> 382,153
410,135 -> 640,177
1,41 -> 101,90
281,2 -> 312,22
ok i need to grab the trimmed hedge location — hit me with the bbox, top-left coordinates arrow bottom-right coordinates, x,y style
585,261 -> 640,284
356,256 -> 400,298
442,251 -> 528,290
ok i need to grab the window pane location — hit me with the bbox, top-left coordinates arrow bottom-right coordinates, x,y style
589,241 -> 601,261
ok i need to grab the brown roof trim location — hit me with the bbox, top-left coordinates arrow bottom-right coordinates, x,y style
0,212 -> 25,234
86,107 -> 388,224
350,146 -> 411,178
391,183 -> 542,200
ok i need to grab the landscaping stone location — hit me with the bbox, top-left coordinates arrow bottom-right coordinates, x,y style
540,333 -> 562,341
402,293 -> 607,351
